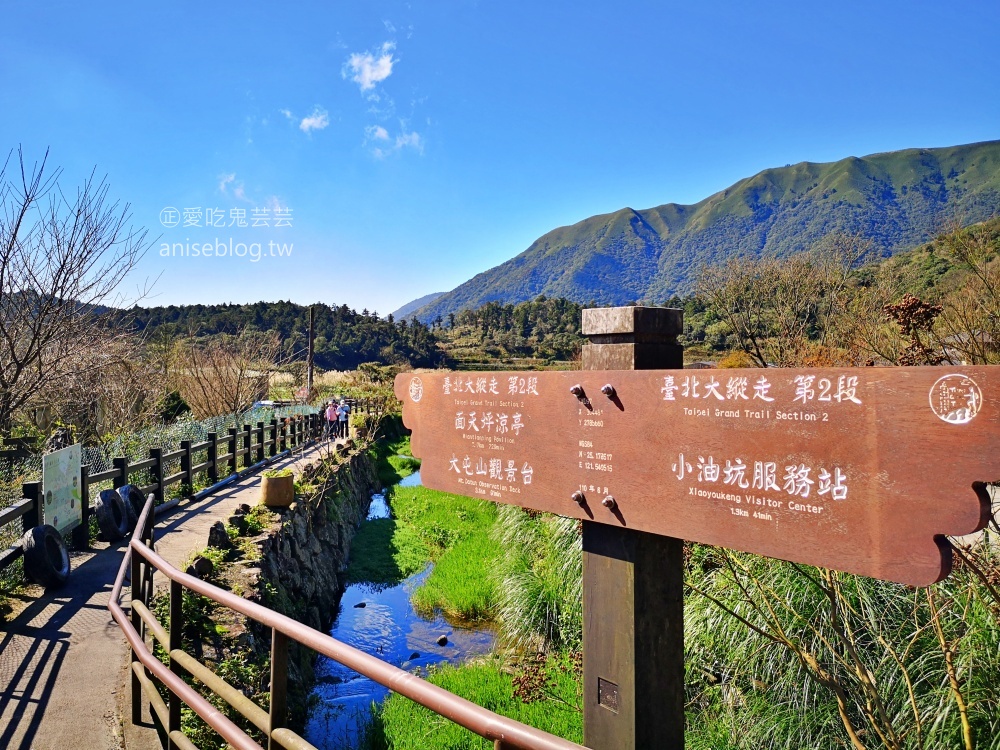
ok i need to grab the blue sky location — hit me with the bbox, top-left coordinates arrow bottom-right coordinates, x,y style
1,1 -> 997,315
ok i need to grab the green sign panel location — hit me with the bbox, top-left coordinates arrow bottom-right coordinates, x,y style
42,444 -> 82,534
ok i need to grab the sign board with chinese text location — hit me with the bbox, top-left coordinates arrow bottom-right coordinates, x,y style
42,444 -> 82,535
396,367 -> 997,586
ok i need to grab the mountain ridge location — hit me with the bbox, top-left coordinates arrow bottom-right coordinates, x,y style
390,291 -> 445,320
412,140 -> 1000,322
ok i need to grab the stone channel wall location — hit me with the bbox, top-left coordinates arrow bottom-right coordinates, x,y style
249,446 -> 380,727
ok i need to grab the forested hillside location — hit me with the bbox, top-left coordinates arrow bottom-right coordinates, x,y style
127,301 -> 443,370
412,140 -> 1000,322
434,297 -> 585,368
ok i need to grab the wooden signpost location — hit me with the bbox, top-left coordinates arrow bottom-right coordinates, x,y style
394,306 -> 996,749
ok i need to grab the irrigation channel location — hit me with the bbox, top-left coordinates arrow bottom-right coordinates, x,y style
304,469 -> 497,749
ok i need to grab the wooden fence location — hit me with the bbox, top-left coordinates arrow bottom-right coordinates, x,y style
0,412 -> 332,577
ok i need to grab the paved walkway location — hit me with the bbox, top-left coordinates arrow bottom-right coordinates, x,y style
0,440 -> 336,750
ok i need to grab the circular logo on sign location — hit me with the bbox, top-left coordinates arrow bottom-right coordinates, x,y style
408,376 -> 424,403
929,374 -> 982,425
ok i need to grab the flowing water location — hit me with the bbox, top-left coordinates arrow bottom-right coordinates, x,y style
304,470 -> 496,749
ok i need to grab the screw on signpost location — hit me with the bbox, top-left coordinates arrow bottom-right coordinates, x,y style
580,305 -> 685,750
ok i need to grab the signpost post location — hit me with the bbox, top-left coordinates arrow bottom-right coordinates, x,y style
394,306 -> 995,749
577,306 -> 685,749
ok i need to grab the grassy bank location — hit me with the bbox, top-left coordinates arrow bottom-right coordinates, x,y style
360,652 -> 582,749
370,433 -> 420,487
348,435 -> 497,622
346,434 -> 586,748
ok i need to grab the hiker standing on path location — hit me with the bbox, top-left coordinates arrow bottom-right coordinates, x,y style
325,401 -> 337,439
337,398 -> 351,439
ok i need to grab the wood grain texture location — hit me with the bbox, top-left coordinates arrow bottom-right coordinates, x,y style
396,367 -> 996,586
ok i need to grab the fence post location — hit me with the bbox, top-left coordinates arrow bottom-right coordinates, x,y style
268,419 -> 278,457
130,535 -> 144,724
168,579 -> 183,747
73,465 -> 90,550
149,448 -> 165,505
227,428 -> 238,475
180,440 -> 192,494
256,422 -> 265,463
206,432 -> 218,484
580,306 -> 685,750
242,425 -> 252,469
22,481 -> 40,534
113,456 -> 128,490
268,628 -> 289,750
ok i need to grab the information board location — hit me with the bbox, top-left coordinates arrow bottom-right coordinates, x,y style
396,367 -> 997,586
42,444 -> 82,535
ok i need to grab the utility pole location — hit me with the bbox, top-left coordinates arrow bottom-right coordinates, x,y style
306,305 -> 315,402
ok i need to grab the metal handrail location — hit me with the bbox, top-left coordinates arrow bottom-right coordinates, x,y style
110,493 -> 588,750
110,498 -> 265,750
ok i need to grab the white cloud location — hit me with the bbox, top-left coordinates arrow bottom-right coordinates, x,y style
299,107 -> 330,133
279,108 -> 294,121
218,173 -> 253,203
395,131 -> 423,153
366,127 -> 424,158
343,41 -> 396,92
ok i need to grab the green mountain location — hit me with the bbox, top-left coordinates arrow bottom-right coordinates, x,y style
390,291 -> 445,320
413,140 -> 1000,322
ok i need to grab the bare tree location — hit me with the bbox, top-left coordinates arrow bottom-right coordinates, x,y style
0,148 -> 149,432
169,330 -> 281,418
936,221 -> 1000,365
838,265 -> 908,365
698,234 -> 871,367
34,333 -> 169,443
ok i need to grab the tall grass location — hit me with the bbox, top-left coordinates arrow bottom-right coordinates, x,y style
491,505 -> 582,651
684,540 -> 1000,749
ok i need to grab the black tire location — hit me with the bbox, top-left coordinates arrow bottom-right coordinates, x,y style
118,484 -> 142,534
95,489 -> 129,541
118,484 -> 146,518
122,490 -> 139,533
21,525 -> 71,588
